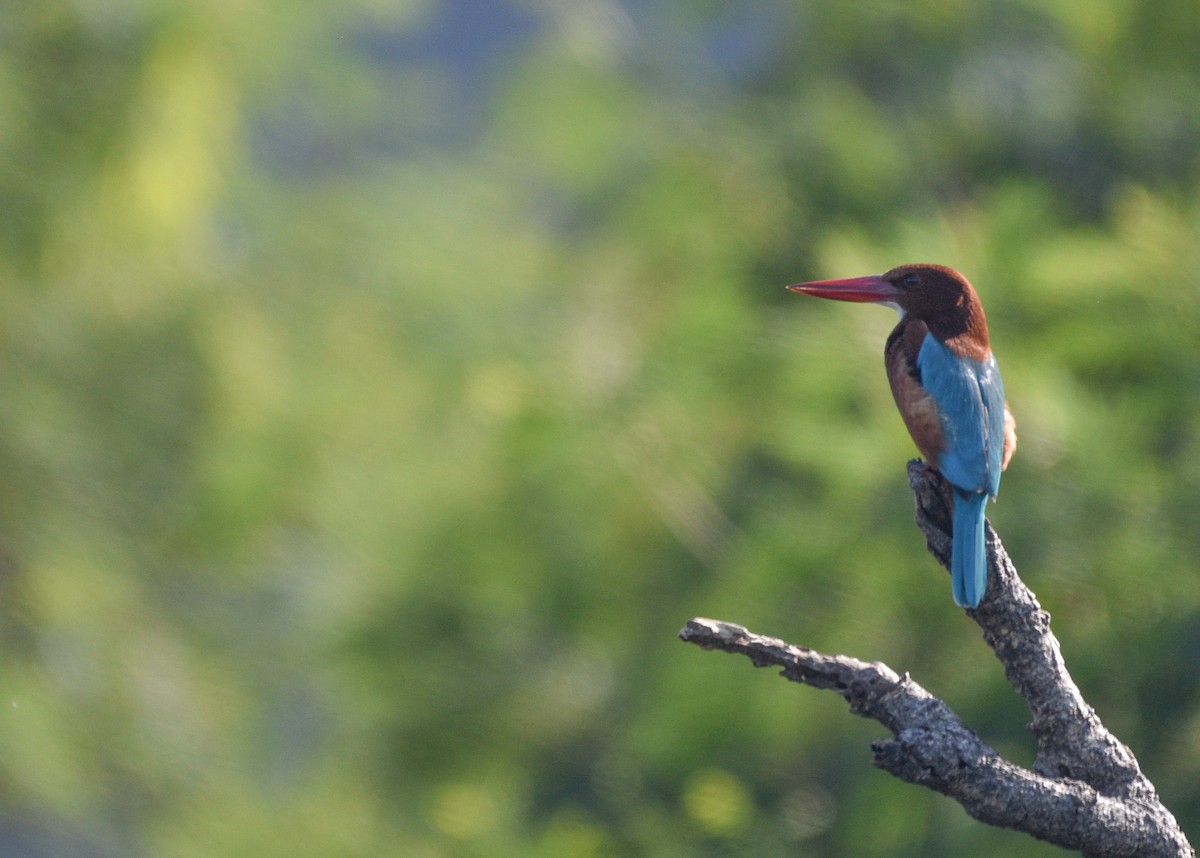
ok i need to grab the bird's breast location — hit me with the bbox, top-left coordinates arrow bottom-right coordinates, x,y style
883,345 -> 945,470
885,320 -> 947,466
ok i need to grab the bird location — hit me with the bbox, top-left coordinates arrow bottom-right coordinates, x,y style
787,264 -> 1016,608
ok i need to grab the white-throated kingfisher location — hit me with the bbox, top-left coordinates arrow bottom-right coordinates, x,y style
787,264 -> 1016,608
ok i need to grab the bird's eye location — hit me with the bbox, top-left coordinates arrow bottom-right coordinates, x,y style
900,273 -> 920,289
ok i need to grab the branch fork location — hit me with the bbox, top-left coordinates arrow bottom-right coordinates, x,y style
680,462 -> 1192,857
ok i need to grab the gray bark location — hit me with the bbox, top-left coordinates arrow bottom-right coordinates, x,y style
679,461 -> 1193,857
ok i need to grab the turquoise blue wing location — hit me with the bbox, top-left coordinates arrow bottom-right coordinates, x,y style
916,334 -> 1006,497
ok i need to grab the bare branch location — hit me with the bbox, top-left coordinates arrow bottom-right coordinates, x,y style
678,463 -> 1194,857
907,462 -> 1146,796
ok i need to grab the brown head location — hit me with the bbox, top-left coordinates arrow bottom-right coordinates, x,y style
787,263 -> 991,358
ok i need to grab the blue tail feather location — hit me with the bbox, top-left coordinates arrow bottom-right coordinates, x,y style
951,490 -> 988,608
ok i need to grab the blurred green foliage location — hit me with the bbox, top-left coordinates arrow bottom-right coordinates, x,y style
0,1 -> 1198,855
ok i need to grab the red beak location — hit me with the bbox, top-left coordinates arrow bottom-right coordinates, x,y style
786,275 -> 899,303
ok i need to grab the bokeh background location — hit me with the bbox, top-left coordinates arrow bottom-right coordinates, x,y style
1,1 -> 1199,855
